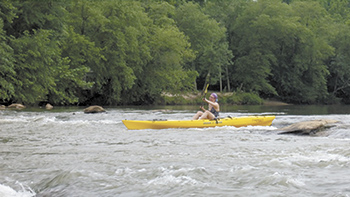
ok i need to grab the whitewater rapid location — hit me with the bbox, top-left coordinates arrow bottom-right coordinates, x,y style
0,106 -> 349,196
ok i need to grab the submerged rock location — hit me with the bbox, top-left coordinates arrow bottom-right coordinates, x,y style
278,119 -> 339,135
84,105 -> 106,113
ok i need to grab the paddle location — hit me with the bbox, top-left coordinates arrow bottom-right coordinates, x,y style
198,73 -> 210,113
199,82 -> 209,112
202,83 -> 209,99
201,72 -> 210,98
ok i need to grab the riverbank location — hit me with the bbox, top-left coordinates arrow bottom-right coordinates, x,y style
159,92 -> 290,106
0,92 -> 290,109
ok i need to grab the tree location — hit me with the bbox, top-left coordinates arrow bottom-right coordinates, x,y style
0,19 -> 16,102
65,0 -> 142,104
3,0 -> 350,105
66,0 -> 196,105
203,0 -> 248,91
5,0 -> 68,38
50,27 -> 97,105
326,23 -> 350,103
0,0 -> 16,103
122,1 -> 196,104
174,2 -> 232,91
10,30 -> 58,104
2,0 -> 92,105
318,0 -> 350,22
229,0 -> 280,96
288,1 -> 334,103
229,0 -> 333,103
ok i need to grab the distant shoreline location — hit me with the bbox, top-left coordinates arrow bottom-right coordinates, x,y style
160,92 -> 291,106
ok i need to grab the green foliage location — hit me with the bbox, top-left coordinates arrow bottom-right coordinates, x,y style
65,0 -> 148,104
318,0 -> 350,22
5,0 -> 67,37
174,1 -> 232,87
0,1 -> 17,101
0,0 -> 93,105
9,29 -> 91,105
0,0 -> 17,25
226,92 -> 264,105
49,27 -> 95,105
121,2 -> 197,104
230,0 -> 333,103
327,23 -> 350,103
2,0 -> 350,105
10,30 -> 57,104
0,19 -> 16,101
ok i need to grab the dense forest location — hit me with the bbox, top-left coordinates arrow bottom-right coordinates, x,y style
1,0 -> 350,106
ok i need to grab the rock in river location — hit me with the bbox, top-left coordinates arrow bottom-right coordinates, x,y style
8,103 -> 26,109
278,119 -> 339,135
84,105 -> 106,113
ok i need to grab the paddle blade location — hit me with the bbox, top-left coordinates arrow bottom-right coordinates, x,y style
204,83 -> 209,94
201,83 -> 209,97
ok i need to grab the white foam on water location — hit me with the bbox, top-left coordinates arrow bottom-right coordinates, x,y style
2,108 -> 350,196
286,177 -> 306,187
0,183 -> 35,197
146,166 -> 210,187
284,151 -> 350,168
268,172 -> 306,188
114,166 -> 208,188
147,174 -> 199,186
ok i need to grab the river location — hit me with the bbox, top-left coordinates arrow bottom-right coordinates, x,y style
0,105 -> 349,197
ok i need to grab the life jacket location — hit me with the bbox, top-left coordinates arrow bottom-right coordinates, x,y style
210,107 -> 219,118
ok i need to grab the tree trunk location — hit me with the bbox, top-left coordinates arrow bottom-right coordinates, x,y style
219,66 -> 222,92
225,64 -> 230,92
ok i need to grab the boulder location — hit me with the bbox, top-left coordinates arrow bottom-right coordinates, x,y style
8,103 -> 26,109
45,103 -> 53,110
278,119 -> 339,135
84,105 -> 106,113
0,105 -> 5,110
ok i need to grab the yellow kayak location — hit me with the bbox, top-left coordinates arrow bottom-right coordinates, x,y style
122,116 -> 275,130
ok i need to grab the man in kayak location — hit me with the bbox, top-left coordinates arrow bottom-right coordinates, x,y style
193,93 -> 220,120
